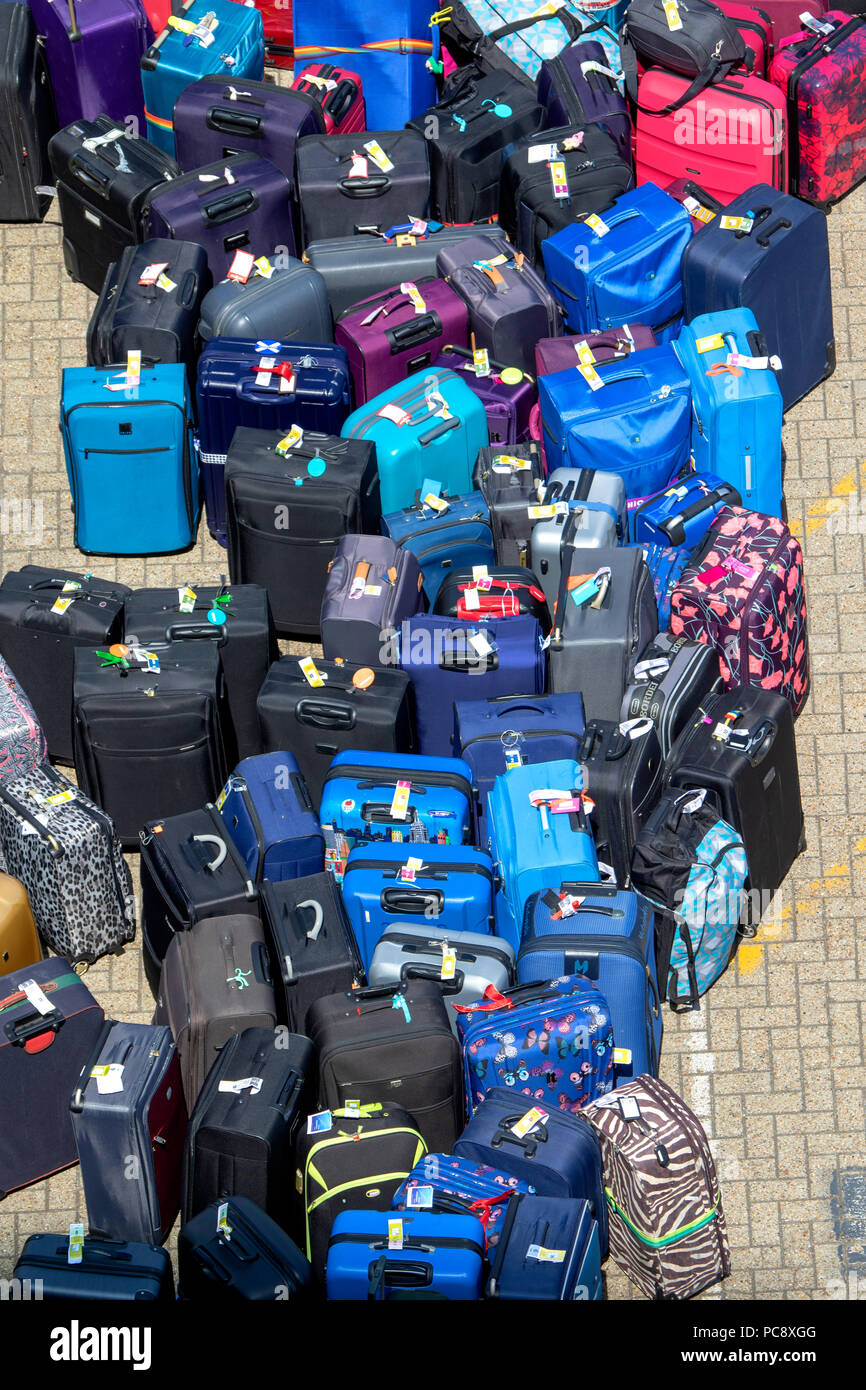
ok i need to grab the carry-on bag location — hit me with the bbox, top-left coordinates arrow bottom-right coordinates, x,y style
431,345 -> 537,447
320,534 -> 425,668
369,926 -> 515,1025
629,472 -> 742,549
621,632 -> 721,757
486,1192 -> 604,1299
391,1152 -> 534,1249
0,653 -> 45,788
529,468 -> 627,611
217,750 -> 323,885
536,37 -> 630,154
295,128 -> 431,247
335,278 -> 469,405
14,1234 -> 174,1301
620,0 -> 747,108
577,717 -> 664,885
260,873 -> 364,1031
0,872 -> 41,977
28,0 -> 151,133
383,490 -> 495,608
438,235 -> 561,377
172,73 -> 325,183
473,443 -> 546,567
196,257 -> 333,344
178,1195 -> 313,1300
432,566 -> 550,628
535,324 -> 658,377
326,1208 -> 485,1300
712,0 -> 773,75
291,63 -> 366,134
0,2 -> 56,222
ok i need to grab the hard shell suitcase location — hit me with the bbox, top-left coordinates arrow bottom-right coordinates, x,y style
439,0 -> 623,85
748,0 -> 828,43
536,38 -> 630,155
291,63 -> 366,134
320,534 -> 425,668
473,443 -> 546,567
621,632 -> 721,758
295,129 -> 431,247
0,653 -> 45,786
28,0 -> 151,133
529,467 -> 627,612
217,750 -> 323,885
712,0 -> 774,74
383,490 -> 495,609
535,324 -> 658,376
326,1208 -> 485,1300
487,1192 -> 604,1299
172,73 -> 325,186
392,1152 -> 534,1248
335,278 -> 469,405
260,874 -> 364,1031
178,1195 -> 313,1300
14,1234 -> 173,1301
0,2 -> 56,222
438,235 -> 561,377
196,257 -> 333,344
433,566 -> 550,627
70,1020 -> 187,1245
577,717 -> 664,885
629,471 -> 743,548
257,0 -> 293,70
431,345 -> 536,447
369,925 -> 515,1026
0,872 -> 41,976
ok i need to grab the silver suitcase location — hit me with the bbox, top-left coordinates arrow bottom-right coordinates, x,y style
367,925 -> 516,1034
197,259 -> 333,343
529,467 -> 626,611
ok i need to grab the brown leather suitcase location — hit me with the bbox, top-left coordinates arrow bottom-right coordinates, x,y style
0,872 -> 41,974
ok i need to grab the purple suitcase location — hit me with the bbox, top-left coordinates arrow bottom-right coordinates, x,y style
536,40 -> 631,163
28,0 -> 152,133
534,325 -> 658,377
432,346 -> 536,446
143,153 -> 295,279
320,534 -> 425,668
335,278 -> 469,405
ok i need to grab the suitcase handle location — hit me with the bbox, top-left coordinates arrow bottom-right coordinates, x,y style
191,833 -> 227,872
368,1255 -> 433,1299
295,699 -> 356,730
252,939 -> 272,986
400,962 -> 465,993
204,802 -> 257,899
325,82 -> 357,124
352,981 -> 404,1001
0,781 -> 63,855
178,270 -> 200,310
163,623 -> 227,644
291,771 -> 315,814
657,485 -> 741,547
202,190 -> 257,224
756,217 -> 792,248
206,105 -> 265,137
5,1006 -> 64,1050
381,887 -> 445,916
489,1118 -> 549,1157
387,315 -> 442,351
733,204 -> 772,237
339,175 -> 391,197
438,645 -> 499,673
442,344 -> 535,382
419,418 -> 460,447
69,155 -> 110,196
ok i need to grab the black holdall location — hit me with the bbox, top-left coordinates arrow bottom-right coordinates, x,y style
621,0 -> 747,115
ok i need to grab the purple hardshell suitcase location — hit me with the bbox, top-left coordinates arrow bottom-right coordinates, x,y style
534,324 -> 658,376
432,346 -> 536,446
536,40 -> 631,162
320,534 -> 425,668
335,278 -> 469,404
172,75 -> 326,184
28,0 -> 152,133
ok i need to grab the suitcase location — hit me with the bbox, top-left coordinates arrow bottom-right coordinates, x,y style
639,541 -> 691,630
437,235 -> 561,377
340,369 -> 489,517
341,843 -> 495,972
172,74 -> 325,187
670,506 -> 809,717
217,751 -> 323,885
433,566 -> 550,628
398,613 -> 546,758
473,443 -> 546,567
60,362 -> 198,556
439,0 -> 623,85
70,1021 -> 187,1245
28,0 -> 151,134
320,533 -> 425,668
582,1076 -> 731,1299
621,632 -> 722,758
391,1152 -> 534,1248
529,467 -> 627,612
0,957 -> 104,1196
14,1234 -> 174,1301
0,873 -> 41,976
541,183 -> 692,341
486,758 -> 599,950
0,764 -> 136,965
712,0 -> 774,75
256,657 -> 416,809
576,717 -> 665,885
261,874 -> 363,1030
178,1195 -> 313,1300
369,926 -> 515,1027
196,257 -> 333,344
629,471 -> 743,548
182,1026 -> 315,1229
154,913 -> 278,1107
291,63 -> 366,134
0,652 -> 45,786
681,183 -> 834,411
295,129 -> 431,248
0,3 -> 56,222
226,428 -> 380,637
535,325 -> 659,377
431,346 -> 536,447
327,1208 -> 485,1300
72,639 -> 231,846
383,490 -> 495,609
486,1192 -> 604,1299
49,114 -> 179,293
335,279 -> 469,405
308,978 -> 464,1153
257,0 -> 292,69
141,0 -> 265,155
536,38 -> 630,155
748,0 -> 828,42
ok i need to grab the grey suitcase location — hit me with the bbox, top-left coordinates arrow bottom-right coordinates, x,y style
620,632 -> 722,759
319,534 -> 425,668
197,258 -> 333,344
367,924 -> 515,1034
473,443 -> 546,567
529,467 -> 626,611
436,234 -> 560,377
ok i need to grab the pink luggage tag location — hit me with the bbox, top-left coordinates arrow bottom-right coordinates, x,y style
695,564 -> 727,586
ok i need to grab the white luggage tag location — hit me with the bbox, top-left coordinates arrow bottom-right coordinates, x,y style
725,350 -> 782,372
139,261 -> 169,286
217,1076 -> 263,1095
91,1063 -> 124,1094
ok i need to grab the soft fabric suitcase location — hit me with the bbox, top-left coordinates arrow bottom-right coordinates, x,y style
473,443 -> 546,567
620,0 -> 747,102
141,0 -> 265,155
260,873 -> 363,1030
438,235 -> 561,377
681,183 -> 833,411
431,345 -> 536,447
327,1208 -> 485,1300
535,324 -> 658,376
320,534 -> 425,668
256,657 -> 415,808
577,717 -> 664,886
487,1192 -> 603,1299
0,872 -> 41,976
70,1021 -> 186,1246
218,751 -> 323,885
392,1153 -> 533,1247
529,467 -> 627,612
639,541 -> 691,630
172,73 -> 325,186
536,38 -> 630,155
196,257 -> 333,344
178,1195 -> 313,1300
0,653 -> 45,786
583,1076 -> 731,1299
308,978 -> 463,1152
439,0 -> 623,85
335,279 -> 469,404
621,632 -> 721,758
0,3 -> 56,222
432,566 -> 550,628
182,1026 -> 314,1230
629,471 -> 742,548
14,1234 -> 174,1301
28,0 -> 150,133
397,613 -> 546,758
0,958 -> 104,1196
383,490 -> 495,608
295,128 -> 431,247
369,925 -> 515,1026
291,63 -> 366,134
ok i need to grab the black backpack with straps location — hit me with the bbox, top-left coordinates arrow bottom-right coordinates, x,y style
621,0 -> 747,115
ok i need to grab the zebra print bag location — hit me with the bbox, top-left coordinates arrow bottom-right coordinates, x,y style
582,1075 -> 730,1299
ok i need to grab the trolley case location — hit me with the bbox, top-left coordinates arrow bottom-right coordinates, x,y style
295,128 -> 431,246
369,925 -> 515,1025
197,257 -> 333,344
218,751 -> 323,885
438,0 -> 623,85
70,1021 -> 187,1246
0,653 -> 45,787
172,73 -> 325,183
14,1234 -> 174,1301
182,1026 -> 315,1229
529,469 -> 627,612
535,325 -> 658,376
0,957 -> 104,1197
383,490 -> 495,608
320,534 -> 425,668
0,2 -> 56,223
536,38 -> 630,155
0,872 -> 41,977
713,0 -> 773,75
432,345 -> 536,447
391,1152 -> 535,1249
486,1193 -> 603,1300
629,472 -> 742,549
256,658 -> 416,808
178,1195 -> 313,1301
577,718 -> 664,886
260,873 -> 364,1030
291,63 -> 366,134
28,0 -> 151,134
317,751 -> 475,859
621,632 -> 721,758
437,235 -> 561,377
335,279 -> 469,405
473,443 -> 546,567
326,1208 -> 485,1300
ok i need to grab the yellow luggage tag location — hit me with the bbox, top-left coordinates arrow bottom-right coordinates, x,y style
391,781 -> 411,822
400,854 -> 423,883
364,139 -> 394,172
299,657 -> 324,688
584,212 -> 610,237
400,281 -> 427,314
511,1106 -> 548,1138
178,585 -> 197,613
695,333 -> 726,354
719,214 -> 754,233
663,0 -> 683,29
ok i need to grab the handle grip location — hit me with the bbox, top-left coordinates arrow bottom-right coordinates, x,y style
164,622 -> 227,644
399,962 -> 465,993
202,189 -> 256,224
418,416 -> 460,447
192,833 -> 227,873
339,175 -> 391,196
206,106 -> 264,137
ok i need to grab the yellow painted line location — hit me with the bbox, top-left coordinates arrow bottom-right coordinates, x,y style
803,460 -> 866,536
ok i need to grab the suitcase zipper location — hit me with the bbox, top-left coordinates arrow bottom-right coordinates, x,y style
715,81 -> 786,188
323,764 -> 473,800
341,858 -> 492,882
327,1230 -> 485,1257
82,446 -> 170,457
381,929 -> 513,968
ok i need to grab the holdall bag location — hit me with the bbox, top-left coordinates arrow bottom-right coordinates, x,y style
529,469 -> 627,613
0,3 -> 57,223
256,658 -> 415,809
439,0 -> 623,87
326,1208 -> 485,1301
392,1153 -> 533,1249
217,750 -> 323,885
0,651 -> 47,784
536,38 -> 630,156
0,872 -> 42,978
433,566 -> 550,628
541,183 -> 692,342
631,786 -> 748,1010
535,324 -> 658,377
670,506 -> 809,717
383,490 -> 495,609
0,765 -> 135,966
178,1195 -> 313,1301
320,534 -> 426,669
621,0 -> 747,112
369,926 -> 516,1028
197,257 -> 333,344
28,0 -> 150,134
291,63 -> 366,134
577,717 -> 664,885
173,74 -> 325,186
582,1075 -> 731,1299
295,129 -> 431,248
335,279 -> 469,405
486,1192 -> 604,1299
70,1021 -> 187,1246
473,444 -> 546,566
629,472 -> 742,549
621,632 -> 721,758
0,957 -> 104,1197
438,235 -> 561,378
260,874 -> 364,1030
431,346 -> 536,447
13,1234 -> 174,1302
638,541 -> 691,629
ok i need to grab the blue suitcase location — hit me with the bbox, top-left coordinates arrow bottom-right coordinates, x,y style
218,751 -> 324,884
141,0 -> 265,155
398,614 -> 545,760
382,491 -> 495,607
541,183 -> 692,342
341,369 -> 489,517
326,1209 -> 485,1301
341,843 -> 495,971
13,1233 -> 174,1301
486,759 -> 598,952
453,692 -> 587,844
517,883 -> 663,1082
637,542 -> 691,629
674,309 -> 785,517
392,1153 -> 536,1249
60,361 -> 198,555
629,473 -> 742,548
538,344 -> 693,502
486,1193 -> 603,1300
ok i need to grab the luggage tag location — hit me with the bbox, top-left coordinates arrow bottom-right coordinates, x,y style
392,995 -> 412,1023
388,1218 -> 404,1250
138,261 -> 169,286
51,593 -> 76,615
178,585 -> 197,613
82,126 -> 125,152
568,568 -> 607,607
20,977 -> 54,1015
406,1184 -> 434,1209
348,153 -> 369,179
662,0 -> 683,29
526,1244 -> 566,1263
216,1203 -> 232,1242
400,281 -> 427,315
694,332 -> 725,354
526,142 -> 559,164
276,425 -> 304,455
633,655 -> 670,680
307,1110 -> 333,1135
683,195 -> 716,224
472,564 -> 489,583
618,716 -> 654,741
473,346 -> 491,377
364,140 -> 394,172
462,585 -> 480,611
493,455 -> 531,472
425,389 -> 451,420
725,350 -> 782,373
90,1063 -> 124,1094
391,781 -> 412,823
299,656 -> 325,688
440,941 -> 457,980
527,502 -> 562,520
583,212 -> 610,237
549,159 -> 569,202
694,563 -> 727,586
349,561 -> 370,599
156,272 -> 176,293
217,1076 -> 263,1096
719,214 -> 754,233
273,361 -> 297,394
422,491 -> 449,514
612,1047 -> 632,1067
469,629 -> 495,659
227,250 -> 255,283
799,12 -> 835,33
377,402 -> 411,426
475,259 -> 508,294
511,1105 -> 548,1139
68,1223 -> 85,1265
253,256 -> 275,279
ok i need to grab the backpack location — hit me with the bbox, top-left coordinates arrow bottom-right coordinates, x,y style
621,0 -> 746,115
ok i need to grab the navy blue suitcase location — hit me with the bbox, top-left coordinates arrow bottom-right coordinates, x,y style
218,751 -> 324,884
382,491 -> 495,607
486,1193 -> 604,1300
13,1234 -> 174,1301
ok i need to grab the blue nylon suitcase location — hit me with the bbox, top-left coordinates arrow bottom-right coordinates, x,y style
217,751 -> 324,884
486,1192 -> 603,1299
382,491 -> 495,607
13,1234 -> 174,1301
340,369 -> 489,517
341,842 -> 495,971
397,614 -> 545,760
637,542 -> 691,629
326,1209 -> 485,1301
518,884 -> 663,1082
629,472 -> 742,548
392,1153 -> 536,1248
674,308 -> 785,516
541,183 -> 692,342
141,0 -> 265,155
60,361 -> 198,555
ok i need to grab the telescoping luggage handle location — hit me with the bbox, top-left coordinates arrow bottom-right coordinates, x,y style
0,780 -> 63,856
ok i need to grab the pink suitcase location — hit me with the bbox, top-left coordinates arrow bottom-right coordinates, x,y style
747,0 -> 827,43
712,1 -> 774,75
291,63 -> 366,134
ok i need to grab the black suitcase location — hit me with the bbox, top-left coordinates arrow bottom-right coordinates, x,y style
307,978 -> 463,1154
224,427 -> 381,639
123,581 -> 278,760
182,1026 -> 315,1232
295,128 -> 431,246
14,1234 -> 174,1301
256,655 -> 416,808
72,639 -> 231,846
260,873 -> 364,1031
473,443 -> 546,567
178,1195 -> 313,1301
433,563 -> 551,630
48,114 -> 180,293
0,564 -> 130,763
663,684 -> 805,912
0,2 -> 56,222
407,68 -> 547,224
139,803 -> 259,998
86,238 -> 211,388
578,718 -> 664,887
620,631 -> 722,759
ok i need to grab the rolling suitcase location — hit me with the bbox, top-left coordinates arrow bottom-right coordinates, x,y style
431,345 -> 536,446
629,472 -> 742,548
0,3 -> 56,222
433,566 -> 550,627
217,751 -> 323,885
14,1234 -> 174,1301
28,0 -> 151,133
0,873 -> 41,976
536,38 -> 630,155
382,491 -> 495,608
0,653 -> 45,785
320,534 -> 425,668
197,257 -> 333,344
295,129 -> 431,247
639,541 -> 691,630
486,1193 -> 604,1299
291,63 -> 366,134
326,1209 -> 485,1300
621,632 -> 722,758
750,0 -> 828,43
335,279 -> 469,405
260,874 -> 364,1030
178,1196 -> 313,1301
391,1153 -> 534,1249
529,468 -> 627,612
577,717 -> 664,886
534,325 -> 658,376
225,428 -> 380,637
437,235 -> 561,378
70,1021 -> 187,1246
172,73 -> 325,183
473,443 -> 546,567
713,0 -> 774,73
369,926 -> 515,1026
257,0 -> 293,70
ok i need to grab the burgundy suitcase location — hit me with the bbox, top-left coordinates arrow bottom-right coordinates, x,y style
172,75 -> 325,184
27,0 -> 151,134
713,0 -> 775,75
432,346 -> 536,446
534,325 -> 658,377
751,0 -> 828,41
335,278 -> 469,404
292,63 -> 366,134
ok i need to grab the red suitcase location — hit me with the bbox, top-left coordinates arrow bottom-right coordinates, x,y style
292,63 -> 366,133
746,0 -> 827,42
712,1 -> 774,74
257,0 -> 293,68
